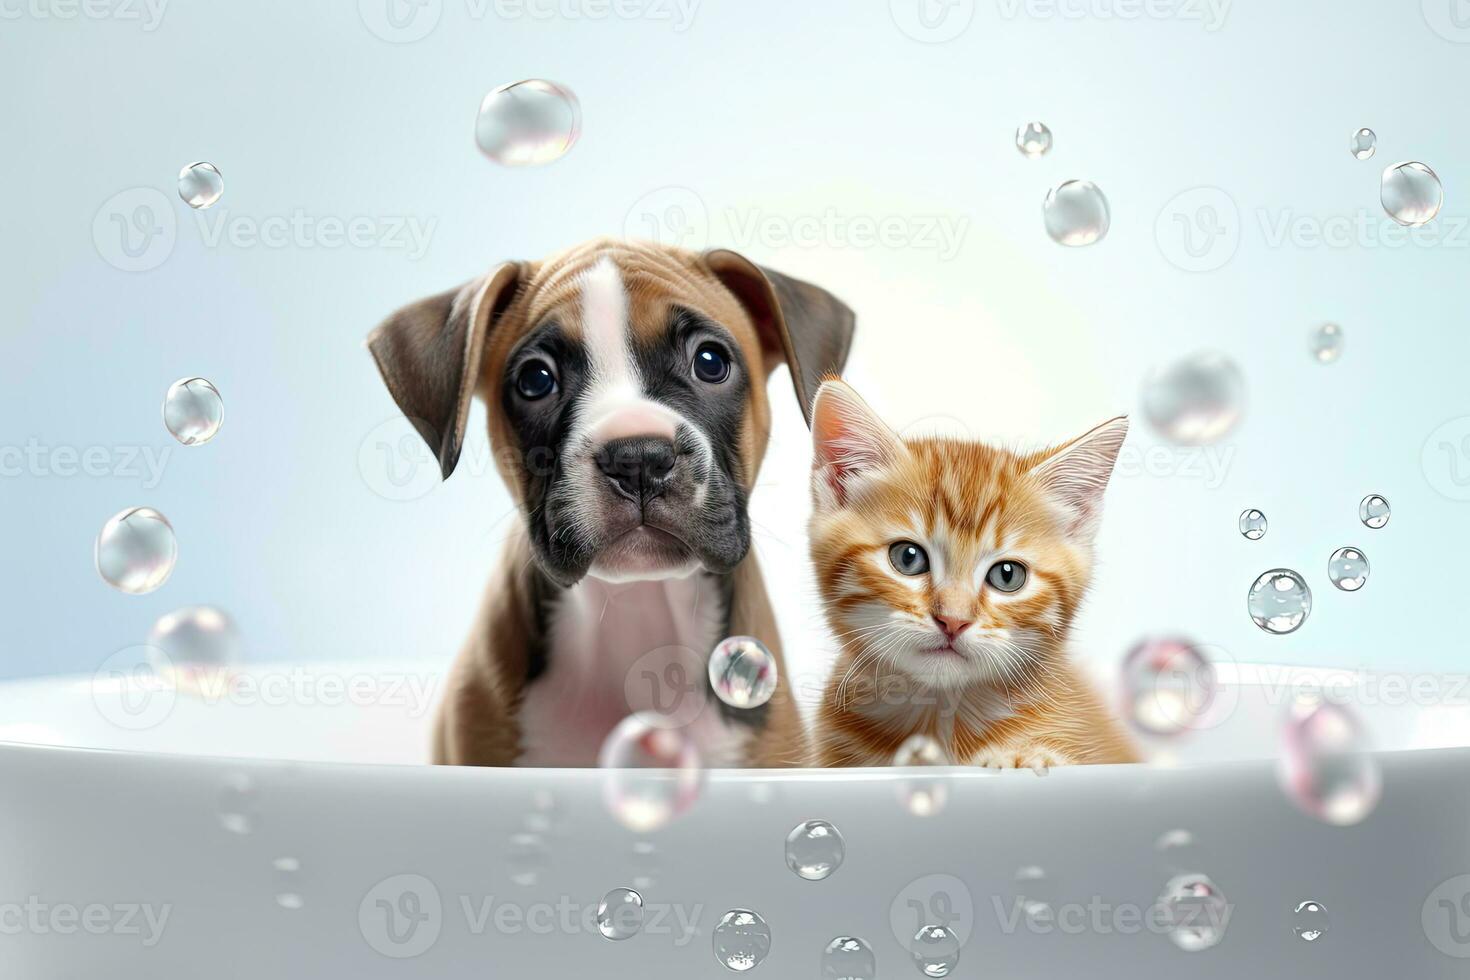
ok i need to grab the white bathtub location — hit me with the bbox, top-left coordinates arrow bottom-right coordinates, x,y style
4,661 -> 1469,976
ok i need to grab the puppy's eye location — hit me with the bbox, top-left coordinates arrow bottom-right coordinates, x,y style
515,360 -> 557,400
692,343 -> 731,384
888,541 -> 929,576
986,560 -> 1028,593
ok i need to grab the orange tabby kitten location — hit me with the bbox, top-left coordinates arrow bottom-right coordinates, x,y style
808,379 -> 1137,770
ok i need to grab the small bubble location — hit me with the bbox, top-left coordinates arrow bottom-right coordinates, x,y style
784,819 -> 845,881
163,377 -> 224,446
712,909 -> 771,972
1381,161 -> 1443,227
894,734 -> 949,767
707,636 -> 778,709
598,713 -> 704,832
1359,494 -> 1390,529
96,507 -> 177,595
1238,509 -> 1267,540
217,772 -> 258,835
1277,697 -> 1381,826
821,936 -> 876,980
1158,873 -> 1229,952
474,79 -> 581,166
596,887 -> 644,941
911,924 -> 960,977
1309,323 -> 1343,364
1043,180 -> 1110,246
149,605 -> 240,695
1121,637 -> 1217,736
1349,128 -> 1376,160
273,857 -> 303,910
1141,351 -> 1245,446
1247,568 -> 1311,635
1015,121 -> 1052,158
894,735 -> 950,816
177,161 -> 224,209
1327,547 -> 1370,592
1293,900 -> 1330,942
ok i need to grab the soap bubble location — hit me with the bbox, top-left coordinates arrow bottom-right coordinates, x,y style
1293,900 -> 1329,942
1359,494 -> 1390,529
1327,547 -> 1370,591
1158,873 -> 1229,952
1238,509 -> 1267,540
598,713 -> 703,832
712,909 -> 770,972
707,636 -> 778,709
1015,121 -> 1052,158
1349,128 -> 1376,160
177,161 -> 224,209
894,734 -> 950,816
785,819 -> 845,881
1309,323 -> 1343,364
148,605 -> 240,694
474,79 -> 581,166
1043,180 -> 1109,246
1247,569 -> 1312,635
596,887 -> 644,941
273,857 -> 303,910
163,377 -> 224,446
1121,637 -> 1218,736
1380,161 -> 1443,226
821,936 -> 876,980
96,507 -> 177,595
1141,351 -> 1244,446
217,772 -> 259,835
894,734 -> 948,767
911,924 -> 960,977
1277,697 -> 1381,826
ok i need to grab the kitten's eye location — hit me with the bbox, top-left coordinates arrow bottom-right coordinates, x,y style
986,560 -> 1028,593
692,343 -> 731,384
515,359 -> 557,400
889,541 -> 930,576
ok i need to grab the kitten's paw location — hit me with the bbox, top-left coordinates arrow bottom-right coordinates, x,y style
970,743 -> 1072,774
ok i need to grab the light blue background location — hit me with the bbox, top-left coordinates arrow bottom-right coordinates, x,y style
2,0 -> 1468,710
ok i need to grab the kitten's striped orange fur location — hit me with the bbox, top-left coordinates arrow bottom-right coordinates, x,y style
808,379 -> 1137,770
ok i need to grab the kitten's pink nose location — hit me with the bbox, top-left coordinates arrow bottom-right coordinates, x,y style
933,613 -> 973,638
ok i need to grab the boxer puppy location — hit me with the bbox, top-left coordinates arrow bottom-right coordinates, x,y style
368,239 -> 855,766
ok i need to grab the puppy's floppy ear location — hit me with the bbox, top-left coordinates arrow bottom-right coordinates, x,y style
702,249 -> 856,425
366,262 -> 525,479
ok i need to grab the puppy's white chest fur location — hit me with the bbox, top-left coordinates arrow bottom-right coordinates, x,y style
515,574 -> 753,767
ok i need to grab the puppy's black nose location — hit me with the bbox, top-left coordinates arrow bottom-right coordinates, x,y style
596,436 -> 677,503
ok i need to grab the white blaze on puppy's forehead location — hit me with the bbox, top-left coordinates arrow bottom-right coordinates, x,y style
576,256 -> 678,442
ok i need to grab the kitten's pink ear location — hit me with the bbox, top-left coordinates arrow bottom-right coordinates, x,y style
1030,416 -> 1129,540
811,379 -> 905,506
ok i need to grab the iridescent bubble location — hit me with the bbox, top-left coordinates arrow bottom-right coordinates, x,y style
148,606 -> 240,695
596,887 -> 644,941
1328,547 -> 1370,592
598,713 -> 703,832
708,636 -> 778,709
1350,128 -> 1376,160
1238,509 -> 1267,540
1121,637 -> 1217,736
894,734 -> 950,816
1381,161 -> 1443,227
1141,351 -> 1245,446
821,936 -> 876,980
474,79 -> 581,166
177,161 -> 224,210
911,924 -> 960,978
217,771 -> 259,835
163,377 -> 224,446
1247,568 -> 1312,635
1158,873 -> 1229,952
1277,697 -> 1381,826
1015,121 -> 1052,158
273,857 -> 303,910
1293,900 -> 1329,942
1043,180 -> 1110,246
95,506 -> 177,595
784,819 -> 845,881
1359,494 -> 1390,529
712,909 -> 771,972
1310,323 -> 1343,364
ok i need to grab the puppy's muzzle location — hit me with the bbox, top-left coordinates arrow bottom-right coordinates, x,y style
596,436 -> 677,505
